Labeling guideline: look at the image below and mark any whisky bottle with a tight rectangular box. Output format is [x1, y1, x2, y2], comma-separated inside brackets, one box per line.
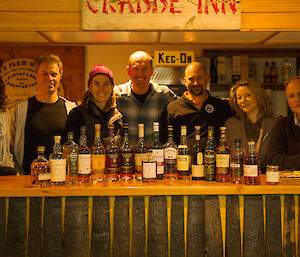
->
[230, 138, 244, 184]
[49, 136, 66, 185]
[191, 126, 204, 180]
[282, 57, 291, 83]
[244, 139, 261, 185]
[105, 124, 120, 181]
[271, 61, 278, 83]
[63, 132, 78, 184]
[163, 125, 177, 180]
[216, 127, 230, 183]
[91, 124, 105, 182]
[204, 126, 216, 181]
[264, 61, 271, 83]
[120, 124, 134, 181]
[176, 126, 190, 180]
[78, 126, 91, 182]
[134, 124, 149, 181]
[31, 146, 50, 186]
[149, 122, 164, 180]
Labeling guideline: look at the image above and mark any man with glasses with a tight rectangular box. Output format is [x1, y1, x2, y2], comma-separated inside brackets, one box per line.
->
[266, 76, 300, 170]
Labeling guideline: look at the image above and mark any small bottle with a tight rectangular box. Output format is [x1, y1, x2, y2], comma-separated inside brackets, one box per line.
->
[204, 126, 216, 181]
[149, 122, 164, 180]
[91, 124, 106, 182]
[63, 132, 78, 184]
[216, 127, 230, 183]
[244, 139, 261, 185]
[249, 63, 256, 80]
[120, 124, 134, 181]
[191, 126, 204, 180]
[105, 124, 120, 181]
[176, 126, 190, 180]
[49, 136, 66, 185]
[163, 125, 177, 180]
[271, 61, 278, 83]
[230, 139, 244, 184]
[78, 126, 92, 182]
[210, 57, 217, 84]
[264, 61, 271, 83]
[282, 57, 291, 83]
[134, 124, 149, 181]
[31, 146, 50, 186]
[266, 165, 279, 185]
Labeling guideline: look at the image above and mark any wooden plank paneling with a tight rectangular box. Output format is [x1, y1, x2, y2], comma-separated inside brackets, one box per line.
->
[187, 196, 204, 257]
[6, 197, 26, 257]
[0, 198, 4, 256]
[113, 196, 130, 257]
[283, 195, 296, 257]
[171, 196, 184, 257]
[242, 0, 300, 12]
[63, 197, 89, 257]
[91, 197, 110, 257]
[148, 196, 168, 257]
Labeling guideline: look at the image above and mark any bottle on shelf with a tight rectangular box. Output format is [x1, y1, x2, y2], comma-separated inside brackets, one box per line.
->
[163, 125, 177, 180]
[120, 123, 134, 181]
[204, 126, 216, 181]
[263, 61, 271, 84]
[191, 126, 204, 180]
[149, 122, 164, 180]
[176, 126, 190, 180]
[142, 152, 157, 183]
[134, 124, 149, 181]
[91, 124, 106, 182]
[49, 135, 66, 185]
[78, 126, 92, 182]
[230, 138, 244, 184]
[105, 124, 120, 182]
[216, 127, 230, 182]
[30, 146, 50, 186]
[248, 63, 256, 80]
[271, 61, 278, 83]
[210, 57, 217, 84]
[282, 57, 291, 83]
[63, 132, 78, 184]
[266, 165, 280, 185]
[244, 139, 261, 185]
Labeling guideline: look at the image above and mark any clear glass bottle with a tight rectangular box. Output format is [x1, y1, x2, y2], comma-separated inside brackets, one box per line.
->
[49, 136, 66, 185]
[282, 57, 291, 83]
[204, 126, 216, 181]
[216, 127, 230, 183]
[78, 126, 92, 182]
[91, 124, 106, 182]
[244, 139, 261, 185]
[266, 165, 279, 185]
[176, 126, 190, 180]
[163, 125, 177, 180]
[142, 155, 157, 183]
[149, 122, 164, 180]
[120, 124, 134, 181]
[230, 139, 244, 184]
[105, 124, 120, 181]
[191, 126, 204, 180]
[63, 132, 78, 184]
[134, 124, 149, 181]
[31, 146, 50, 186]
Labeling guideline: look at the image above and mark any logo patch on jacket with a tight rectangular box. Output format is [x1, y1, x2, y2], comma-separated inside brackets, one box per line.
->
[205, 104, 214, 113]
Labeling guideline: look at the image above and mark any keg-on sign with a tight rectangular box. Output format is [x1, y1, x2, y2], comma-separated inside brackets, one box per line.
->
[154, 51, 194, 67]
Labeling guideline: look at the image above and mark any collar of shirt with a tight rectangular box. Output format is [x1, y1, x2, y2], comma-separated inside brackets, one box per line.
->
[184, 91, 208, 109]
[294, 113, 300, 127]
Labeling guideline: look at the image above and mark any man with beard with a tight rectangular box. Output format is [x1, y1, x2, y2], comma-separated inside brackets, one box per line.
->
[163, 62, 234, 147]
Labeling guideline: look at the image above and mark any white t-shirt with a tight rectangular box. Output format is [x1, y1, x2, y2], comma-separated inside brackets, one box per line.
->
[0, 110, 14, 168]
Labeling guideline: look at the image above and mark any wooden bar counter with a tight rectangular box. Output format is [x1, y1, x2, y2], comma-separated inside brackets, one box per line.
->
[0, 175, 299, 257]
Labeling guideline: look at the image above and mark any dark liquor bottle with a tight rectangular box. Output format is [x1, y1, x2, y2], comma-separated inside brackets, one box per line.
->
[78, 126, 91, 182]
[163, 125, 177, 180]
[271, 61, 278, 83]
[204, 126, 216, 181]
[120, 124, 134, 181]
[176, 126, 190, 180]
[249, 63, 256, 80]
[210, 57, 217, 84]
[216, 127, 230, 183]
[282, 57, 291, 83]
[31, 146, 50, 186]
[49, 136, 66, 185]
[264, 61, 271, 83]
[244, 139, 260, 185]
[91, 124, 105, 182]
[105, 124, 120, 181]
[191, 126, 204, 180]
[134, 124, 149, 181]
[149, 122, 164, 180]
[230, 138, 244, 184]
[63, 132, 78, 184]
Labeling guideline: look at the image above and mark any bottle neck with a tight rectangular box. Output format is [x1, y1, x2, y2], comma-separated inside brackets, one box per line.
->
[38, 151, 46, 158]
[122, 130, 130, 146]
[79, 133, 88, 148]
[152, 130, 160, 144]
[180, 134, 187, 145]
[248, 144, 256, 155]
[167, 131, 174, 143]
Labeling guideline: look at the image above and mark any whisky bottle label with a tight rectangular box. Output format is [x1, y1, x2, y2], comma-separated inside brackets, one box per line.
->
[266, 171, 279, 183]
[150, 149, 164, 175]
[135, 153, 147, 172]
[92, 154, 105, 174]
[121, 153, 133, 174]
[68, 151, 78, 175]
[177, 155, 189, 171]
[204, 150, 215, 164]
[50, 159, 66, 182]
[142, 162, 156, 179]
[38, 173, 51, 181]
[244, 165, 258, 177]
[78, 154, 92, 175]
[164, 147, 176, 159]
[197, 152, 203, 165]
[216, 154, 230, 168]
[192, 165, 204, 177]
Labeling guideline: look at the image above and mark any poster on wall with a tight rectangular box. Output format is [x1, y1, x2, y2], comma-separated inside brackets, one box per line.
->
[82, 0, 241, 30]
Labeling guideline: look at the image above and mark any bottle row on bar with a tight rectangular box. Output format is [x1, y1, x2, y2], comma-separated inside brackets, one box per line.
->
[30, 122, 280, 187]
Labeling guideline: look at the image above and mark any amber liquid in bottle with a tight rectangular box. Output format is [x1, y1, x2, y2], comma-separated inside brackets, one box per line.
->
[176, 126, 190, 180]
[163, 125, 177, 180]
[244, 139, 260, 185]
[78, 126, 92, 183]
[31, 146, 50, 186]
[216, 127, 230, 183]
[191, 126, 204, 180]
[63, 132, 78, 184]
[230, 139, 244, 184]
[134, 124, 148, 181]
[120, 124, 134, 181]
[204, 126, 216, 181]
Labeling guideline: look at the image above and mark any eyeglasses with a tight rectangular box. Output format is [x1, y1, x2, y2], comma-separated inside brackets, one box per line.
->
[284, 76, 300, 88]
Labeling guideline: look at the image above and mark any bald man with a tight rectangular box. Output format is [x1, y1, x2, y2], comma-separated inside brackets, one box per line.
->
[266, 76, 300, 170]
[114, 51, 176, 145]
[164, 62, 234, 147]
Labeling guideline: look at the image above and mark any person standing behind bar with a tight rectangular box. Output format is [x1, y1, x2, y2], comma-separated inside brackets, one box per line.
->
[266, 76, 300, 170]
[11, 54, 76, 174]
[114, 51, 176, 145]
[65, 64, 123, 147]
[163, 61, 234, 147]
[225, 80, 277, 173]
